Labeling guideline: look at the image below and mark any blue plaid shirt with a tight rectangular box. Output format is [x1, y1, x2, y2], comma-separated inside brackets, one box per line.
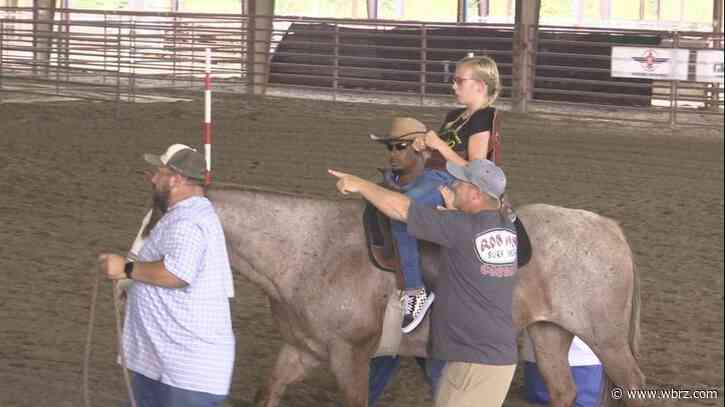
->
[123, 196, 235, 395]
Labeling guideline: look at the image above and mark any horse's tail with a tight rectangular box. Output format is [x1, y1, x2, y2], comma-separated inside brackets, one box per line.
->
[628, 259, 641, 362]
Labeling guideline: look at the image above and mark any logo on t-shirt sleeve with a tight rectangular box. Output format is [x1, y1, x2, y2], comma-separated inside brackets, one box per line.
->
[474, 228, 517, 277]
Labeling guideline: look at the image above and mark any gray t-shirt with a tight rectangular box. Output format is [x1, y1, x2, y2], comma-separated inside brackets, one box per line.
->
[407, 204, 518, 365]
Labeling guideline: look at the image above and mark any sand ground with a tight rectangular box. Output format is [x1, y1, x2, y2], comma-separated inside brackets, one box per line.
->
[0, 95, 722, 406]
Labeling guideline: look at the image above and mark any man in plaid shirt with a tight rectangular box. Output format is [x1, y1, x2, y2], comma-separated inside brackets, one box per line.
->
[99, 144, 235, 407]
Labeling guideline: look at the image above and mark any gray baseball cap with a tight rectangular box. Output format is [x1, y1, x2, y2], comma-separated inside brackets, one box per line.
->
[144, 144, 206, 181]
[446, 159, 506, 199]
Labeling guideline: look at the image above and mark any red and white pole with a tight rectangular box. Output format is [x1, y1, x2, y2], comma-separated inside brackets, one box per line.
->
[203, 47, 213, 185]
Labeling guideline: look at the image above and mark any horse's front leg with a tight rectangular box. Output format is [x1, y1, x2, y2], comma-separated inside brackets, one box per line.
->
[329, 342, 374, 407]
[254, 343, 319, 407]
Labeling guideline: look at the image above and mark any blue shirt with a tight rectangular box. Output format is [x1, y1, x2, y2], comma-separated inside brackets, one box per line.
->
[384, 168, 452, 206]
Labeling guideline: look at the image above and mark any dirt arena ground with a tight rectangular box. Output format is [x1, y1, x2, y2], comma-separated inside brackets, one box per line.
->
[0, 94, 722, 407]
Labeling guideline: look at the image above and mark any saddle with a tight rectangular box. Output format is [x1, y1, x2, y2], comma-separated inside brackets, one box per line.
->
[363, 202, 533, 270]
[490, 108, 503, 164]
[363, 202, 399, 273]
[515, 217, 532, 267]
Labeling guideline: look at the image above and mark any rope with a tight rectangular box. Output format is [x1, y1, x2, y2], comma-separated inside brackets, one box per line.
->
[113, 281, 137, 407]
[82, 269, 137, 407]
[82, 268, 100, 407]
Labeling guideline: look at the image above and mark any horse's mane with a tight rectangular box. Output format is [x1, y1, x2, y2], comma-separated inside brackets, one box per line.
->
[208, 181, 356, 204]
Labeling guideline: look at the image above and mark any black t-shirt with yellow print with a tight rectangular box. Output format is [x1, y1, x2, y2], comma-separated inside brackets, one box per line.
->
[439, 107, 495, 152]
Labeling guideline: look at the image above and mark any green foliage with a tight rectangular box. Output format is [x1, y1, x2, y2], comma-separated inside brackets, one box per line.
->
[276, 0, 359, 17]
[72, 0, 127, 10]
[67, 0, 715, 24]
[541, 0, 572, 18]
[388, 0, 456, 21]
[182, 0, 241, 12]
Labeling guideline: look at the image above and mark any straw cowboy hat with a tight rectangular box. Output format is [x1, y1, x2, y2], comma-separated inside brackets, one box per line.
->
[369, 117, 428, 143]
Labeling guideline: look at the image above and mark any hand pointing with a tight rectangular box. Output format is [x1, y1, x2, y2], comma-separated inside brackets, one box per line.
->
[328, 169, 364, 195]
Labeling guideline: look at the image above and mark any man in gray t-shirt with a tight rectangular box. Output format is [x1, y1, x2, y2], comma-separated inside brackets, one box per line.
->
[330, 159, 517, 407]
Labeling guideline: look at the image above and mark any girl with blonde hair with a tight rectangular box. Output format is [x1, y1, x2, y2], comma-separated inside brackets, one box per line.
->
[414, 54, 502, 169]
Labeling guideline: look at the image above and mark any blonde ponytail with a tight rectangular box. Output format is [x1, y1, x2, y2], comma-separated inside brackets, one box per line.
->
[458, 55, 501, 107]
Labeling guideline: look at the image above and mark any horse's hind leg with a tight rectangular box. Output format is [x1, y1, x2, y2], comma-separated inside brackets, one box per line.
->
[254, 343, 320, 407]
[586, 341, 645, 407]
[329, 342, 372, 407]
[527, 321, 577, 407]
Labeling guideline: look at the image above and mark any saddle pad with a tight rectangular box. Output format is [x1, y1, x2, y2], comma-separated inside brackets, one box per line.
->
[372, 289, 404, 358]
[515, 217, 532, 268]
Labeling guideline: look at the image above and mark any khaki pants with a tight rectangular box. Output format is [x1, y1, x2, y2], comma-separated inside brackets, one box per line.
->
[435, 362, 516, 407]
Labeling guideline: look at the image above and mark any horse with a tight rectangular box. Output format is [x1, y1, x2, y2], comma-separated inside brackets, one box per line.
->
[202, 183, 645, 407]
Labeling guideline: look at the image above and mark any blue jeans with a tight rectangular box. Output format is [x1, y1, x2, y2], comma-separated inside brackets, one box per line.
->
[523, 362, 603, 407]
[127, 371, 227, 407]
[368, 356, 446, 406]
[392, 169, 451, 290]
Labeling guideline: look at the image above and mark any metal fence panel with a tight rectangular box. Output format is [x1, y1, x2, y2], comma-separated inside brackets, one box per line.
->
[1, 8, 722, 130]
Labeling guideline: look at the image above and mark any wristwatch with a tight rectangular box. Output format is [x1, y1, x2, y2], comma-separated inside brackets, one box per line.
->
[124, 262, 134, 279]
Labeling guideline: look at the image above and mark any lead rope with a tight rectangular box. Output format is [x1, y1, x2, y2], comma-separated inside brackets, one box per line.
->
[82, 268, 100, 407]
[113, 281, 137, 407]
[83, 271, 137, 407]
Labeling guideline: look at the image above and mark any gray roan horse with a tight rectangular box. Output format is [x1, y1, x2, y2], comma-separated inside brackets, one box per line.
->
[202, 183, 644, 407]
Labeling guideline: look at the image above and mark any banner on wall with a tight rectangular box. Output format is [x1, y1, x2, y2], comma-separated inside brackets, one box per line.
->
[695, 50, 724, 83]
[611, 47, 689, 81]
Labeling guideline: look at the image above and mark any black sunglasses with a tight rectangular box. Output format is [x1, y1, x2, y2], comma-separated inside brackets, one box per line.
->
[385, 142, 411, 151]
